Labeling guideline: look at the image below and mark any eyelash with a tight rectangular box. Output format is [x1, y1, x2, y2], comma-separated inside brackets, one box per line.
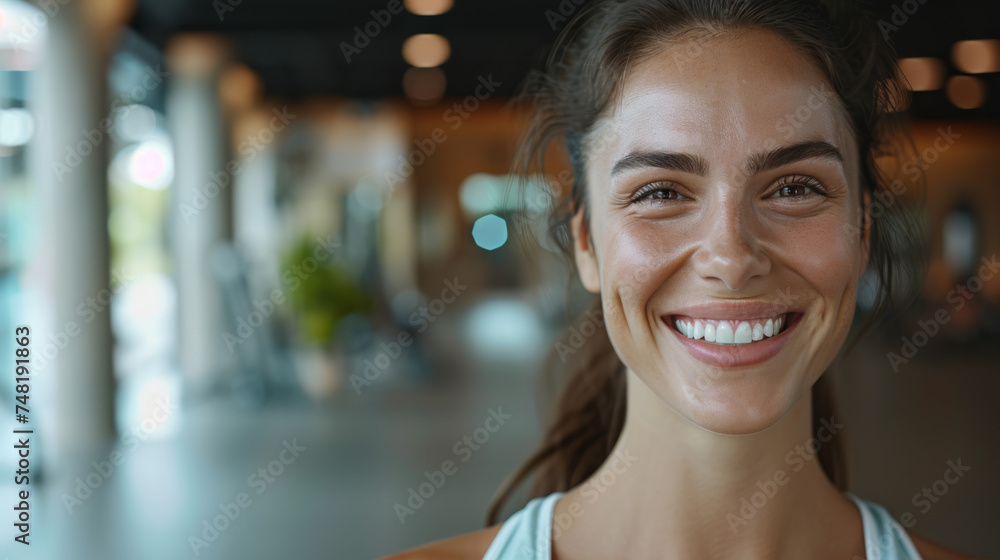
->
[767, 175, 828, 200]
[629, 181, 688, 203]
[629, 175, 828, 204]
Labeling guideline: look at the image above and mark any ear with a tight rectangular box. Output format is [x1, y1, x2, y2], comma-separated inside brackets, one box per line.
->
[858, 189, 872, 278]
[571, 208, 601, 293]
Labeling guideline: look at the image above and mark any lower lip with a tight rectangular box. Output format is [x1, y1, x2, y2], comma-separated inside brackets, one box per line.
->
[664, 313, 802, 368]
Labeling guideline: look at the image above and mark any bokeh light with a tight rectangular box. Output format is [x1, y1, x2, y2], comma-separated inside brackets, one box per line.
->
[946, 75, 987, 109]
[402, 34, 450, 68]
[952, 39, 1000, 74]
[472, 214, 508, 251]
[404, 0, 453, 16]
[897, 57, 945, 91]
[402, 67, 446, 101]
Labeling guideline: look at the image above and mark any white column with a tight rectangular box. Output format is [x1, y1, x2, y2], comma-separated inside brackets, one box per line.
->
[30, 1, 115, 457]
[233, 142, 279, 271]
[166, 35, 233, 395]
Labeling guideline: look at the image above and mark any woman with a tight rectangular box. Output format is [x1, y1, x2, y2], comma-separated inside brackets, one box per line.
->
[387, 0, 976, 558]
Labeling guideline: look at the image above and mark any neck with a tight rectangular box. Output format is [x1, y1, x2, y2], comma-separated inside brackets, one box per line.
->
[551, 368, 860, 560]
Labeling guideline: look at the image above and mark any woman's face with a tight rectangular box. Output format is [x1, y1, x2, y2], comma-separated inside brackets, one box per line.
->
[572, 28, 870, 435]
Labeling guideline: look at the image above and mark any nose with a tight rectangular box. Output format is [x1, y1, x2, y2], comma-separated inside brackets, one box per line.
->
[691, 197, 771, 291]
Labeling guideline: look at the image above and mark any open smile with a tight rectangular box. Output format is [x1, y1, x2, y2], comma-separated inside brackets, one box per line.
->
[661, 306, 804, 368]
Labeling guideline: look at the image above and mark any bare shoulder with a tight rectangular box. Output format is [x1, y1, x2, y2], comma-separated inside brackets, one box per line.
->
[379, 524, 504, 560]
[907, 530, 984, 560]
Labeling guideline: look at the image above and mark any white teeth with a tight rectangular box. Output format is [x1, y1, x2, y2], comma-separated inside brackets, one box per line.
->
[704, 323, 717, 342]
[734, 321, 752, 343]
[715, 322, 734, 343]
[674, 313, 791, 345]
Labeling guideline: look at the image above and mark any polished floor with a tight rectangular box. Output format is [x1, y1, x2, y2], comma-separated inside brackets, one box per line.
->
[2, 301, 997, 560]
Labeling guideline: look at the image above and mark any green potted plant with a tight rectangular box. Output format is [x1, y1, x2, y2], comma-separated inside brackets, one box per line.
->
[282, 236, 372, 400]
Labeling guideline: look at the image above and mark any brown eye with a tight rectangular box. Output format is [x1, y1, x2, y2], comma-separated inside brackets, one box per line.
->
[777, 184, 808, 197]
[767, 175, 827, 200]
[648, 189, 681, 200]
[631, 182, 689, 204]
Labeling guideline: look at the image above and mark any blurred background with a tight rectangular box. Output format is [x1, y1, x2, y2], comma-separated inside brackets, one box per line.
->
[0, 0, 998, 558]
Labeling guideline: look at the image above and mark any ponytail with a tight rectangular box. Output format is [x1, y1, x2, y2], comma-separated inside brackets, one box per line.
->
[486, 300, 625, 524]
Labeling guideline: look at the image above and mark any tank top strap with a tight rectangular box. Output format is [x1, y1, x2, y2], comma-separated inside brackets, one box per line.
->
[482, 492, 564, 560]
[847, 492, 924, 559]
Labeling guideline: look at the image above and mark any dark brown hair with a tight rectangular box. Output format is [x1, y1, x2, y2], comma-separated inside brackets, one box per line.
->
[489, 0, 924, 525]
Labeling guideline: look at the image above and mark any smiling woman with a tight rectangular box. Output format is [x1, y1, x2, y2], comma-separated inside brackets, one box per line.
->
[383, 1, 978, 559]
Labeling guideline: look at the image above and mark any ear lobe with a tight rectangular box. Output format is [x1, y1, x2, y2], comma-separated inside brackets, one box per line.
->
[571, 209, 601, 293]
[859, 189, 873, 278]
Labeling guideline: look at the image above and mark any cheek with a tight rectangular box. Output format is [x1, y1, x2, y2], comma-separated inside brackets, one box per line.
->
[759, 208, 862, 366]
[599, 222, 682, 310]
[770, 210, 861, 306]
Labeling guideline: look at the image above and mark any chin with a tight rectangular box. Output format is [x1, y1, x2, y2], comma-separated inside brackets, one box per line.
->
[631, 359, 812, 437]
[678, 382, 804, 436]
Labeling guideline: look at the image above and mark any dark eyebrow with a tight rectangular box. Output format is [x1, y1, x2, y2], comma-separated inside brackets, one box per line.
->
[610, 151, 709, 177]
[609, 141, 844, 179]
[747, 141, 844, 175]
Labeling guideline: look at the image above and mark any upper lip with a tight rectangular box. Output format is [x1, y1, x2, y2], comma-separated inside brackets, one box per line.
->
[663, 301, 800, 321]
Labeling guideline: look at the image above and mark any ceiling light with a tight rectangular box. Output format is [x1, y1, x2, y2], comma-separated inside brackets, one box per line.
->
[402, 34, 450, 68]
[952, 40, 1000, 74]
[946, 76, 987, 109]
[403, 67, 446, 102]
[897, 57, 945, 91]
[404, 0, 453, 16]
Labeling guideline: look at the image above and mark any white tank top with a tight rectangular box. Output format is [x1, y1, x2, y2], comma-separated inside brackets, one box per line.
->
[483, 492, 923, 559]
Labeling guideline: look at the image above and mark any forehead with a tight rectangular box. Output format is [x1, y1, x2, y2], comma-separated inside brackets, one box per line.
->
[595, 28, 851, 164]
